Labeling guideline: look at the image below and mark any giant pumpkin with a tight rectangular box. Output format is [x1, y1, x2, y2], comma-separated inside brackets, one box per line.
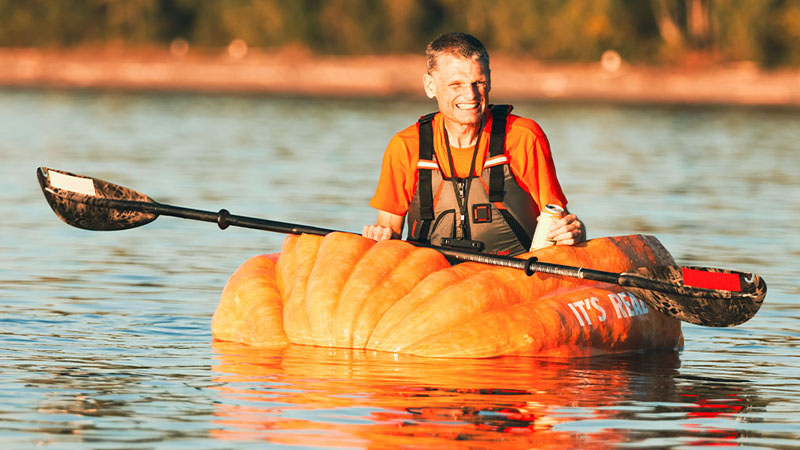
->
[212, 233, 683, 358]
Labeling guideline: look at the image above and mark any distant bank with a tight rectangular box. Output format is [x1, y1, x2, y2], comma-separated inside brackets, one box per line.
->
[2, 48, 799, 107]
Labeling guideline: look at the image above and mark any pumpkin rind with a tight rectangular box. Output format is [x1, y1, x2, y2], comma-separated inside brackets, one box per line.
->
[334, 240, 450, 349]
[212, 233, 684, 358]
[280, 234, 323, 344]
[303, 233, 374, 347]
[211, 254, 287, 347]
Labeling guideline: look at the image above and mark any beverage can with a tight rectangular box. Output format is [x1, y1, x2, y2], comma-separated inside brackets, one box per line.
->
[530, 204, 565, 251]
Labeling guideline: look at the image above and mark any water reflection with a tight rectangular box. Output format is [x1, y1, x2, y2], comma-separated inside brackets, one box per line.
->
[10, 340, 218, 447]
[210, 342, 763, 448]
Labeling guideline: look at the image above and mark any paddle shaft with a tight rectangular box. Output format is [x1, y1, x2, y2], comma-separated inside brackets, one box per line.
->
[134, 200, 747, 298]
[95, 195, 632, 285]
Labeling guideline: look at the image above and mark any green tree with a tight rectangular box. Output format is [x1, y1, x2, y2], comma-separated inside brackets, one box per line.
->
[0, 0, 798, 67]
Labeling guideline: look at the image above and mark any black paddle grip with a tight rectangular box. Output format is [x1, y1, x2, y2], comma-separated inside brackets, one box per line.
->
[217, 209, 231, 230]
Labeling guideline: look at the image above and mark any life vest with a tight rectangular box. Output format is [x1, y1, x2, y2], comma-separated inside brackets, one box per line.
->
[406, 105, 540, 256]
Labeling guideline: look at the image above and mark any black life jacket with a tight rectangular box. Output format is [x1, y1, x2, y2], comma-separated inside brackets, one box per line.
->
[406, 105, 540, 256]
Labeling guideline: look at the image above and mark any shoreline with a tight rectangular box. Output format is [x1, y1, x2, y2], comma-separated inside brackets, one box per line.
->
[2, 48, 799, 107]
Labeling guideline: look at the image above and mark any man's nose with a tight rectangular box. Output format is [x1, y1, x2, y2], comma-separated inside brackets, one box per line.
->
[466, 83, 481, 98]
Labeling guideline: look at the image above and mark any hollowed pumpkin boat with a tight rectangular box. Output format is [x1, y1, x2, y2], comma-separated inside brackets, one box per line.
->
[212, 233, 684, 358]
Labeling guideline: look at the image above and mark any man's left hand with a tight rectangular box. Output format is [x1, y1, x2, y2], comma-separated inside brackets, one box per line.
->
[547, 213, 586, 246]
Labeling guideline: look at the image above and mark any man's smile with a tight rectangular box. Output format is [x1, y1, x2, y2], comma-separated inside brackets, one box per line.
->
[456, 102, 480, 110]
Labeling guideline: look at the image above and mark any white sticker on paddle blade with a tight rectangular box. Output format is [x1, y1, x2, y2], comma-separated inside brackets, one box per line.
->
[48, 171, 96, 196]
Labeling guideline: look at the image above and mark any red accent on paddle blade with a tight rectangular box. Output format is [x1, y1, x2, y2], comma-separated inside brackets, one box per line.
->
[682, 268, 742, 292]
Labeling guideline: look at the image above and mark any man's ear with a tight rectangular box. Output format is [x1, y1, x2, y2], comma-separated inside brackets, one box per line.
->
[422, 73, 436, 99]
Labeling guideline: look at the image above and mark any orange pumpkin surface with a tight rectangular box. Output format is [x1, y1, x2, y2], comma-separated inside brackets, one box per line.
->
[211, 253, 288, 347]
[212, 233, 683, 358]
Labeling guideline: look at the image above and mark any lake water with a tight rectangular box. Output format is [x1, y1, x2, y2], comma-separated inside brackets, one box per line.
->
[1, 89, 798, 449]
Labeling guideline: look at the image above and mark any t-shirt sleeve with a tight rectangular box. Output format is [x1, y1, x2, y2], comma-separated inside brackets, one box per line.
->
[507, 119, 568, 210]
[369, 134, 416, 216]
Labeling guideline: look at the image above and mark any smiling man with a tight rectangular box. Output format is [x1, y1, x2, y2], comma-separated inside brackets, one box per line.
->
[363, 32, 584, 256]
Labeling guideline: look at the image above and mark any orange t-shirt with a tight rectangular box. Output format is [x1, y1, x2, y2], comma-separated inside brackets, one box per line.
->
[369, 111, 568, 217]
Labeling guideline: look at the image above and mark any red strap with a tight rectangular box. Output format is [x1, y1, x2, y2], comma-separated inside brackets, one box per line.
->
[682, 268, 741, 292]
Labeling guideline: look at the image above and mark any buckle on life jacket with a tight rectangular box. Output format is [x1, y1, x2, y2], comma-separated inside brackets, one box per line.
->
[441, 238, 485, 251]
[472, 203, 492, 223]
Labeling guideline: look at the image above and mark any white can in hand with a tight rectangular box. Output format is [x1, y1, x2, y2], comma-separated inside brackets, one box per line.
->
[530, 204, 565, 251]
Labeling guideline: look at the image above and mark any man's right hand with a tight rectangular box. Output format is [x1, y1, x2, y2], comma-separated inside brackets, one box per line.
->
[362, 211, 405, 241]
[362, 224, 395, 241]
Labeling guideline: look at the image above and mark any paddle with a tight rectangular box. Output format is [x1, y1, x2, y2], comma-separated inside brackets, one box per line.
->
[37, 166, 766, 327]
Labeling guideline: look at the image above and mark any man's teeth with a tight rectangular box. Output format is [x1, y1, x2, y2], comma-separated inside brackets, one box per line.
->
[457, 103, 478, 109]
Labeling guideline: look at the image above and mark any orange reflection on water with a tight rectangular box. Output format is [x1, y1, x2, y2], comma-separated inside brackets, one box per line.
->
[208, 342, 699, 448]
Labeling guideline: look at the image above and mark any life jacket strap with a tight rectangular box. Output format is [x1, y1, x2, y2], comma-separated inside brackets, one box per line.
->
[497, 208, 532, 251]
[488, 104, 511, 202]
[413, 112, 437, 242]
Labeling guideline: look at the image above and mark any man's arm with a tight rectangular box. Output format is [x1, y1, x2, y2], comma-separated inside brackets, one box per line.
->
[508, 120, 585, 246]
[362, 210, 404, 241]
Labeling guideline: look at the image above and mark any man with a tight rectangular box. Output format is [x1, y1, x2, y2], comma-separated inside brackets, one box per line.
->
[363, 32, 584, 256]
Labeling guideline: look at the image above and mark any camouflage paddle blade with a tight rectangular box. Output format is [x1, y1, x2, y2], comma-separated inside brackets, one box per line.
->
[37, 167, 158, 231]
[623, 266, 767, 327]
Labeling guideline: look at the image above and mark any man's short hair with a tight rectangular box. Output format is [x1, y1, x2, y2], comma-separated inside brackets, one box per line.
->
[425, 32, 490, 74]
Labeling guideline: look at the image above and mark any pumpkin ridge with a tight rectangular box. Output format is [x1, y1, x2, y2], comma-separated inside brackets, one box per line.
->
[211, 254, 288, 347]
[304, 233, 374, 347]
[276, 235, 299, 301]
[333, 240, 415, 348]
[370, 264, 520, 352]
[328, 237, 406, 348]
[351, 245, 450, 348]
[281, 234, 324, 344]
[403, 305, 537, 357]
[367, 262, 483, 350]
[400, 274, 532, 357]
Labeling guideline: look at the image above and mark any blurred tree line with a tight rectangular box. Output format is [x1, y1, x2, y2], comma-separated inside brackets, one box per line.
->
[1, 0, 799, 67]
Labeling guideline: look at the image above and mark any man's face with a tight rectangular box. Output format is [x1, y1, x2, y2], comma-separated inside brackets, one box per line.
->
[423, 53, 491, 129]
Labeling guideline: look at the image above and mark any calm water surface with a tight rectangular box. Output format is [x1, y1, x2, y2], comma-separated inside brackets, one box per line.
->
[0, 90, 798, 449]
